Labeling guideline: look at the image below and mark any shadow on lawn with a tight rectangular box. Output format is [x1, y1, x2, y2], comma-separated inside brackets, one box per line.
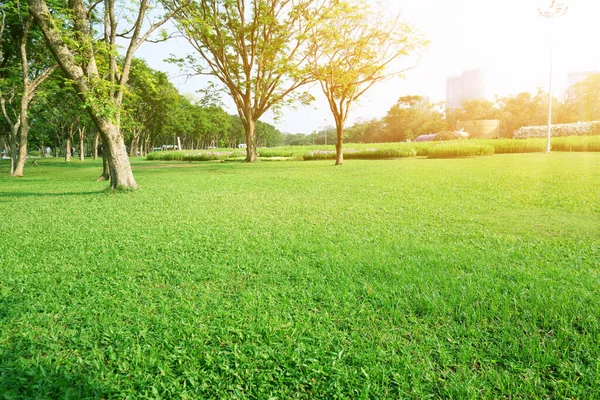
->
[0, 191, 106, 201]
[0, 296, 114, 398]
[0, 338, 114, 399]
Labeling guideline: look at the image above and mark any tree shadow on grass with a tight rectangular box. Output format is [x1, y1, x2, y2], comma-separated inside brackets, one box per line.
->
[0, 337, 115, 399]
[0, 294, 115, 399]
[0, 191, 106, 202]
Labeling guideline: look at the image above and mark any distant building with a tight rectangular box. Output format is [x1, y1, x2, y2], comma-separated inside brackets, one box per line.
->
[446, 69, 488, 110]
[567, 69, 599, 90]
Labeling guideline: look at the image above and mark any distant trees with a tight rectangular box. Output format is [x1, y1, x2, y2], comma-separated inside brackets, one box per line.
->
[383, 96, 445, 142]
[564, 73, 600, 122]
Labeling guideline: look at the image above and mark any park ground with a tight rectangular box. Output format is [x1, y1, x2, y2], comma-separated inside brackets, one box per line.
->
[1, 153, 599, 398]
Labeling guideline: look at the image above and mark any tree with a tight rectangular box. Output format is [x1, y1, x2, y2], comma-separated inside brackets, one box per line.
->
[564, 73, 600, 122]
[27, 0, 187, 189]
[495, 91, 547, 137]
[166, 0, 324, 161]
[0, 2, 56, 176]
[383, 96, 445, 142]
[308, 0, 426, 165]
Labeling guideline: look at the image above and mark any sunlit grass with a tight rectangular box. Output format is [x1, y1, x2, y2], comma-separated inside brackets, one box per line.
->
[1, 154, 599, 398]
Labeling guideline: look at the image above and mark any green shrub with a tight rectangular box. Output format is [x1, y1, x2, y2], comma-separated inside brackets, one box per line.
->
[257, 148, 295, 157]
[552, 136, 600, 152]
[303, 150, 336, 161]
[28, 150, 41, 157]
[427, 144, 494, 158]
[487, 139, 546, 154]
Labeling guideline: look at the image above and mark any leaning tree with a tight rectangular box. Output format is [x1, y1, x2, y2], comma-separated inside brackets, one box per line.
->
[27, 0, 188, 188]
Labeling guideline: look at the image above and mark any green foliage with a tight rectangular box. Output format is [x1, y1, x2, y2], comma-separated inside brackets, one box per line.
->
[427, 144, 494, 158]
[384, 96, 446, 142]
[552, 135, 600, 152]
[1, 155, 599, 397]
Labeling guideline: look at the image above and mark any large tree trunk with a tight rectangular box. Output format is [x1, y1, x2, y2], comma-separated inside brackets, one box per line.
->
[243, 117, 257, 162]
[335, 122, 344, 166]
[78, 126, 85, 161]
[93, 132, 99, 160]
[104, 125, 136, 189]
[65, 124, 73, 162]
[92, 122, 135, 189]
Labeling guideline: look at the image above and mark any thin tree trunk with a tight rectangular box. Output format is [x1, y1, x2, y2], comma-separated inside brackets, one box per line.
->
[0, 135, 5, 162]
[129, 130, 139, 157]
[335, 122, 344, 166]
[93, 131, 99, 160]
[78, 126, 85, 161]
[65, 124, 73, 162]
[12, 89, 32, 176]
[139, 136, 145, 157]
[9, 126, 18, 174]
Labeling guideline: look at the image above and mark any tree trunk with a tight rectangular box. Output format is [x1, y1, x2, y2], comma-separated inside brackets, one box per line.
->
[243, 117, 257, 162]
[129, 131, 139, 157]
[139, 136, 146, 157]
[0, 135, 5, 162]
[335, 122, 344, 166]
[97, 137, 110, 181]
[92, 121, 135, 189]
[65, 124, 73, 162]
[9, 125, 18, 174]
[93, 132, 99, 160]
[79, 126, 85, 161]
[12, 95, 31, 176]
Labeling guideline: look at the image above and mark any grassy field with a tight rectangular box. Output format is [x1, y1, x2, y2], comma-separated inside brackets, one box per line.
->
[1, 154, 599, 398]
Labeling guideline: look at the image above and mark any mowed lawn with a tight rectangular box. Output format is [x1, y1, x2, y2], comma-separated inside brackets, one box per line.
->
[1, 154, 599, 398]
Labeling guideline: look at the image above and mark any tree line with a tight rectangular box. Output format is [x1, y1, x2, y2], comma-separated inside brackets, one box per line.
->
[287, 73, 600, 145]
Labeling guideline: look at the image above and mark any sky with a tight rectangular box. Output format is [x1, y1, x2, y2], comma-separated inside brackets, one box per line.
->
[134, 0, 600, 134]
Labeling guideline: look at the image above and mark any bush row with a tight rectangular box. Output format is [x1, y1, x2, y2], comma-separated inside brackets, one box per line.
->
[147, 136, 600, 162]
[514, 121, 600, 139]
[427, 144, 494, 159]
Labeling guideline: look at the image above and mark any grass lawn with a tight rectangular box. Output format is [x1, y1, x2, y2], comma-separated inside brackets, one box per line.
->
[1, 154, 599, 398]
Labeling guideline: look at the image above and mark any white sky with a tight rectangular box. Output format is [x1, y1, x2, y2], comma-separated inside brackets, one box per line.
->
[135, 0, 600, 134]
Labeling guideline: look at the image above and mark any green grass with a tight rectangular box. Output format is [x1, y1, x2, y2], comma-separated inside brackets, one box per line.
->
[1, 154, 599, 398]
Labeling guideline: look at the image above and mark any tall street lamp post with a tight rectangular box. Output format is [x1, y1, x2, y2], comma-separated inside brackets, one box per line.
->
[538, 1, 569, 153]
